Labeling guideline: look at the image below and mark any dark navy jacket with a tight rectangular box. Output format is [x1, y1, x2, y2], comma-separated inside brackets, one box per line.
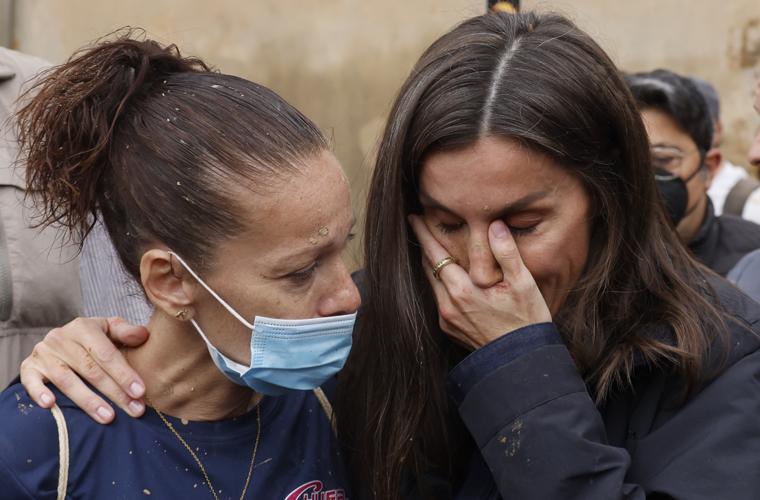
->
[434, 276, 760, 499]
[728, 248, 760, 303]
[690, 199, 760, 276]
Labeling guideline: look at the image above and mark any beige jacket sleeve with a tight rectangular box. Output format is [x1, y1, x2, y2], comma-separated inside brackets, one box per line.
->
[0, 47, 82, 388]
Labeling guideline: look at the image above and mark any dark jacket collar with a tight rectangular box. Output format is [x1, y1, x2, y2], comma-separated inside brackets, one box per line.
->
[689, 196, 716, 249]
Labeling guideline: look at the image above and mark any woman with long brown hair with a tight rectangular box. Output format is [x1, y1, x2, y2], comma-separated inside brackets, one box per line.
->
[17, 12, 760, 499]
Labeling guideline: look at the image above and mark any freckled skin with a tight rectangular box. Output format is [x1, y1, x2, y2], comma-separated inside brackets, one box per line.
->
[188, 150, 361, 364]
[419, 136, 592, 316]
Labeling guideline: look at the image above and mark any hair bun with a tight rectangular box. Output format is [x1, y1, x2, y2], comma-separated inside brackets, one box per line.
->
[15, 28, 208, 243]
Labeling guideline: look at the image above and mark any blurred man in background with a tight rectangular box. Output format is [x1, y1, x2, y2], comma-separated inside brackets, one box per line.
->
[627, 69, 760, 277]
[691, 77, 760, 224]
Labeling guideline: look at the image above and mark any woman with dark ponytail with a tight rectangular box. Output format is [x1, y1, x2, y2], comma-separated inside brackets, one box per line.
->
[0, 30, 358, 498]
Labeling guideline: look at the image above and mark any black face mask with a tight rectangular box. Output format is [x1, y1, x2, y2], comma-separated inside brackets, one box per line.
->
[655, 168, 688, 225]
[654, 166, 703, 225]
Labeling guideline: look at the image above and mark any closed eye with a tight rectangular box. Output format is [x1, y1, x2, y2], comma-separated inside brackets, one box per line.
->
[437, 221, 538, 237]
[509, 223, 539, 236]
[287, 262, 319, 286]
[436, 222, 464, 234]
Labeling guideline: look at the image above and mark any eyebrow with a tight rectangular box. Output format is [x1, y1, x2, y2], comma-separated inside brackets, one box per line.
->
[419, 191, 550, 219]
[271, 217, 357, 272]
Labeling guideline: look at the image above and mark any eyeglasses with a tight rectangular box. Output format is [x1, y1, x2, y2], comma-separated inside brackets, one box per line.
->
[650, 145, 700, 175]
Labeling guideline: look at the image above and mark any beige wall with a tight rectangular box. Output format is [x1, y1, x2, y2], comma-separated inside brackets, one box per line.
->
[525, 0, 760, 169]
[10, 0, 760, 265]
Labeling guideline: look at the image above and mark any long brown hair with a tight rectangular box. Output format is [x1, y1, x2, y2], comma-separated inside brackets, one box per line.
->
[337, 12, 728, 497]
[17, 29, 327, 277]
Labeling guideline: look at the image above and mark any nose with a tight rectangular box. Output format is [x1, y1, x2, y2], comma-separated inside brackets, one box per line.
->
[749, 130, 760, 168]
[317, 259, 362, 317]
[466, 228, 503, 288]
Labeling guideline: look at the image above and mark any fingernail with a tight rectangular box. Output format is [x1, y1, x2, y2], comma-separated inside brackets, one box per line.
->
[96, 406, 114, 421]
[128, 400, 144, 415]
[40, 393, 52, 406]
[129, 382, 145, 398]
[491, 221, 508, 239]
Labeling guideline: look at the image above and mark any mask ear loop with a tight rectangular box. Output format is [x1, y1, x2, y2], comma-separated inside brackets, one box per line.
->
[168, 251, 255, 330]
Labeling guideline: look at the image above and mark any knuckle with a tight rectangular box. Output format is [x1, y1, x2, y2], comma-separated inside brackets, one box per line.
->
[30, 342, 45, 358]
[18, 357, 33, 375]
[69, 317, 86, 330]
[30, 342, 54, 363]
[91, 341, 117, 364]
[438, 306, 452, 322]
[51, 363, 77, 390]
[46, 327, 63, 344]
[496, 247, 519, 261]
[449, 285, 471, 302]
[80, 356, 105, 383]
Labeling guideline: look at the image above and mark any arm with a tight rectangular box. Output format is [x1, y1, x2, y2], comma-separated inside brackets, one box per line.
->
[450, 324, 644, 499]
[19, 317, 149, 423]
[450, 323, 760, 499]
[409, 216, 760, 499]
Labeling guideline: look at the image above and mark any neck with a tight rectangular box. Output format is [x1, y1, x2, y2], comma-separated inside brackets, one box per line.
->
[680, 195, 709, 244]
[125, 312, 260, 421]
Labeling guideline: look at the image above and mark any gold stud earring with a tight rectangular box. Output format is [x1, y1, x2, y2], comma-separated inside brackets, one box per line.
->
[174, 309, 188, 321]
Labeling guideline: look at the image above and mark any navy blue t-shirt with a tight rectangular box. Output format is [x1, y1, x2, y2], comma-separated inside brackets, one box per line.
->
[0, 383, 350, 499]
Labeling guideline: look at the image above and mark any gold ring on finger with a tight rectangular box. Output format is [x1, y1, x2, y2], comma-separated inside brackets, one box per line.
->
[432, 256, 457, 280]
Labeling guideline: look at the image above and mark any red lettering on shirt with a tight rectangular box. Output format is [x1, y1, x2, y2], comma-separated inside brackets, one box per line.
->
[284, 480, 346, 500]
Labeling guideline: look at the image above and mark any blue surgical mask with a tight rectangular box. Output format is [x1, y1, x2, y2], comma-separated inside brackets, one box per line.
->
[169, 252, 356, 396]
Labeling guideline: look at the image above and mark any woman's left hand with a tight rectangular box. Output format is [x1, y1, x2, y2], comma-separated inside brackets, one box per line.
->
[409, 215, 552, 350]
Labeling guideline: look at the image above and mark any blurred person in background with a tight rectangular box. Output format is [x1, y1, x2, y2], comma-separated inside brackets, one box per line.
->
[691, 77, 760, 224]
[15, 12, 760, 500]
[728, 72, 760, 301]
[627, 69, 760, 276]
[79, 219, 152, 324]
[750, 72, 760, 173]
[0, 47, 81, 388]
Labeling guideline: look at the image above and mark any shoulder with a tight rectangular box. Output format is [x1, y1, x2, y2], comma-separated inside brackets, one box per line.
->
[727, 249, 760, 301]
[0, 47, 50, 84]
[698, 275, 760, 380]
[716, 214, 760, 246]
[710, 274, 760, 325]
[0, 384, 62, 498]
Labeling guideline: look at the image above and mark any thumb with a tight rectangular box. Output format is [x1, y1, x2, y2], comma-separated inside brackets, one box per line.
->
[106, 316, 150, 347]
[488, 220, 525, 278]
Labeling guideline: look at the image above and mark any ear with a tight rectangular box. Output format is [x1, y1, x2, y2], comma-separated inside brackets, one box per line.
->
[712, 121, 723, 148]
[703, 147, 722, 189]
[140, 248, 197, 320]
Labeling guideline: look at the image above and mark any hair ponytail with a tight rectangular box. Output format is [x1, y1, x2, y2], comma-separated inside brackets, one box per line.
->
[17, 28, 208, 243]
[16, 29, 326, 281]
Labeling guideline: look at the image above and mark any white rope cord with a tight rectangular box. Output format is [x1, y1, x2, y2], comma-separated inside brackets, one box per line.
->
[312, 388, 337, 437]
[51, 404, 69, 500]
